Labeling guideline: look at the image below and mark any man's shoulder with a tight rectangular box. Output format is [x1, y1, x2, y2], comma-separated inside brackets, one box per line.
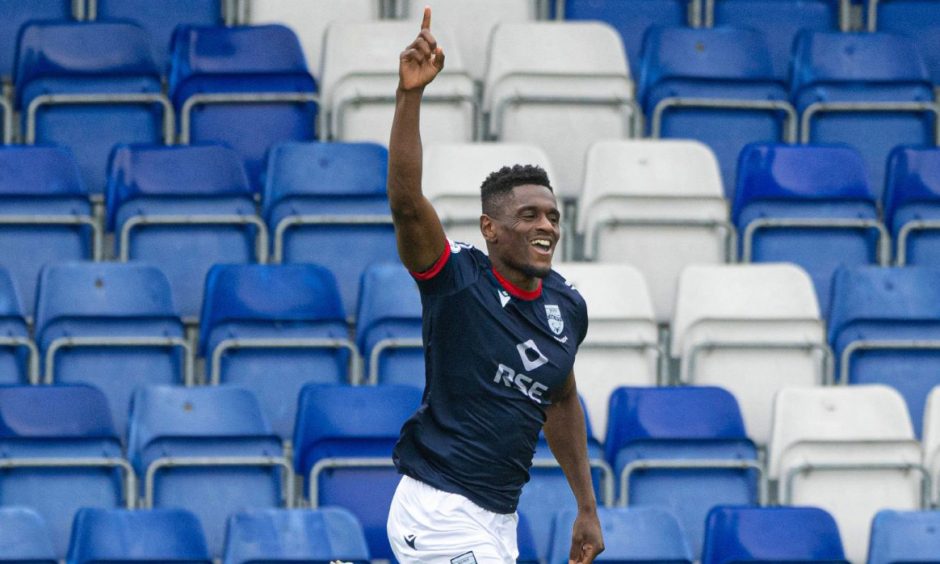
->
[545, 268, 585, 306]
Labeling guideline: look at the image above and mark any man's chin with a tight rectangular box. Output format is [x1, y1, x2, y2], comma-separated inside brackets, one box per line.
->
[521, 262, 552, 279]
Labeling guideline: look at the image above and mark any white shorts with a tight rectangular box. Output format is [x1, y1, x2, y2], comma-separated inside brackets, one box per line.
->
[386, 475, 519, 564]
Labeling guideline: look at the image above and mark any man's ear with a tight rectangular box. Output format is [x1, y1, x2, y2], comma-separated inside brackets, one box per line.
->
[480, 214, 497, 243]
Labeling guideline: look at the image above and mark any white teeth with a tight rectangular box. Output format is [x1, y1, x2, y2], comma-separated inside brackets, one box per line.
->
[532, 239, 551, 249]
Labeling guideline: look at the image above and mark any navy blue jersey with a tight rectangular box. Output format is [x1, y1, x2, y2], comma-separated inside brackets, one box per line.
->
[393, 240, 588, 514]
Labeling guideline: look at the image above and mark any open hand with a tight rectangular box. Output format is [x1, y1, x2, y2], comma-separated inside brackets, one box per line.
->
[399, 6, 445, 91]
[568, 509, 605, 563]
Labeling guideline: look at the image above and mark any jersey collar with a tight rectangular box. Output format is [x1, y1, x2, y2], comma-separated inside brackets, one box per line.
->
[492, 267, 542, 301]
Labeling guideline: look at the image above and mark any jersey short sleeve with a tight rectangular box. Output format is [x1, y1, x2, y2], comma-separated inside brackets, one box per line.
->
[410, 239, 483, 296]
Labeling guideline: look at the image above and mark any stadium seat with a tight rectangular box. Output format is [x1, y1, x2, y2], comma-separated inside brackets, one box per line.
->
[0, 0, 74, 83]
[516, 511, 540, 564]
[867, 509, 940, 564]
[606, 386, 762, 559]
[768, 385, 925, 563]
[919, 387, 940, 503]
[672, 264, 828, 445]
[241, 0, 381, 77]
[319, 21, 475, 145]
[0, 267, 35, 384]
[222, 508, 371, 564]
[867, 0, 940, 85]
[15, 22, 172, 195]
[0, 146, 100, 321]
[828, 267, 940, 435]
[578, 139, 732, 321]
[0, 507, 56, 564]
[106, 143, 266, 322]
[293, 384, 422, 560]
[263, 142, 396, 315]
[884, 146, 940, 267]
[792, 31, 937, 198]
[67, 508, 212, 564]
[548, 507, 693, 564]
[128, 385, 290, 559]
[169, 24, 318, 191]
[553, 263, 659, 439]
[34, 262, 189, 434]
[200, 263, 355, 439]
[484, 21, 636, 199]
[734, 143, 888, 316]
[562, 0, 693, 78]
[422, 143, 555, 252]
[88, 0, 227, 73]
[0, 385, 132, 558]
[356, 263, 423, 387]
[701, 506, 846, 564]
[400, 0, 538, 82]
[638, 26, 795, 195]
[707, 0, 845, 80]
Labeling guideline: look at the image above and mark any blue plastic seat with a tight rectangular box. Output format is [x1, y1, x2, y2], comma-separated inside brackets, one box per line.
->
[90, 0, 226, 73]
[127, 385, 288, 559]
[33, 262, 187, 435]
[791, 32, 935, 198]
[549, 507, 693, 564]
[264, 142, 396, 315]
[200, 263, 354, 439]
[884, 146, 940, 267]
[562, 0, 691, 78]
[293, 384, 422, 561]
[868, 509, 940, 564]
[356, 263, 423, 386]
[605, 386, 761, 559]
[14, 22, 171, 195]
[0, 146, 98, 319]
[222, 508, 371, 564]
[0, 385, 129, 558]
[0, 507, 57, 564]
[701, 506, 846, 564]
[106, 143, 264, 321]
[828, 267, 940, 437]
[516, 511, 541, 564]
[869, 0, 940, 85]
[0, 268, 32, 384]
[67, 508, 211, 564]
[734, 143, 885, 317]
[638, 26, 794, 195]
[0, 0, 73, 81]
[169, 25, 318, 191]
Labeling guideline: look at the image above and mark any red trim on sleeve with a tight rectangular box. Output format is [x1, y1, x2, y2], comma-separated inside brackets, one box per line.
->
[492, 268, 542, 300]
[411, 242, 452, 281]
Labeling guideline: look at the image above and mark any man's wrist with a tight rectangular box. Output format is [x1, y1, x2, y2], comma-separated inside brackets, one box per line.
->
[397, 84, 426, 97]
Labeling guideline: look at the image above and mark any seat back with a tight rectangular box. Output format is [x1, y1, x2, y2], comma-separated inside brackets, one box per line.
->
[828, 266, 940, 435]
[884, 146, 940, 266]
[872, 0, 940, 84]
[67, 508, 212, 564]
[579, 139, 728, 321]
[0, 0, 73, 81]
[701, 505, 846, 564]
[222, 508, 371, 564]
[127, 385, 285, 559]
[867, 509, 940, 564]
[553, 262, 658, 439]
[0, 385, 125, 558]
[168, 24, 317, 190]
[0, 266, 30, 384]
[768, 385, 921, 563]
[919, 387, 940, 502]
[15, 22, 166, 194]
[735, 143, 882, 316]
[422, 143, 555, 251]
[293, 384, 422, 560]
[356, 263, 423, 387]
[0, 507, 57, 564]
[200, 263, 351, 438]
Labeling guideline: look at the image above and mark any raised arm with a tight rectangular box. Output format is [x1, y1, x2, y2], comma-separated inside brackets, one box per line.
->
[543, 372, 605, 563]
[388, 7, 448, 273]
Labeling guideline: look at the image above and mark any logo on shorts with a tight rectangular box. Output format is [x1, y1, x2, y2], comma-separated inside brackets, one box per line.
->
[545, 304, 564, 335]
[451, 551, 478, 564]
[404, 534, 417, 550]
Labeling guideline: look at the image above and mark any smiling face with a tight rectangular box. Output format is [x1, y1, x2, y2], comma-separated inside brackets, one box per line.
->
[481, 184, 560, 280]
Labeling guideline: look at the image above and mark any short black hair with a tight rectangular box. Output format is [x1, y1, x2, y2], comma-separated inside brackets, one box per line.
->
[480, 164, 553, 215]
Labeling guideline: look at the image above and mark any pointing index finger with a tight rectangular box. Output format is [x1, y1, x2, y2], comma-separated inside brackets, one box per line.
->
[421, 6, 431, 30]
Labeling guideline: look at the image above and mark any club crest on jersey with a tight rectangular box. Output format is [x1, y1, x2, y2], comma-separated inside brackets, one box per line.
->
[545, 304, 564, 335]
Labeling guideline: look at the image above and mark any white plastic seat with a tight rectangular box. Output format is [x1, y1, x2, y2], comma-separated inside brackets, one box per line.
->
[919, 386, 940, 504]
[241, 0, 381, 77]
[319, 21, 477, 144]
[578, 139, 732, 322]
[400, 0, 538, 82]
[671, 263, 828, 445]
[483, 22, 636, 199]
[422, 142, 555, 251]
[554, 262, 659, 439]
[769, 385, 925, 563]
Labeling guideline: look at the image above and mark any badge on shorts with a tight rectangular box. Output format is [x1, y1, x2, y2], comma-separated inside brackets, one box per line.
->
[451, 551, 478, 564]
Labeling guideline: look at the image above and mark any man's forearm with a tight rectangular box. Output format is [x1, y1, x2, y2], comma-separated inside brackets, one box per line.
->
[543, 385, 597, 511]
[388, 87, 425, 218]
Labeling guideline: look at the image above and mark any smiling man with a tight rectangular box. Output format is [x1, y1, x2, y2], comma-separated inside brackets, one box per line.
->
[384, 7, 604, 564]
